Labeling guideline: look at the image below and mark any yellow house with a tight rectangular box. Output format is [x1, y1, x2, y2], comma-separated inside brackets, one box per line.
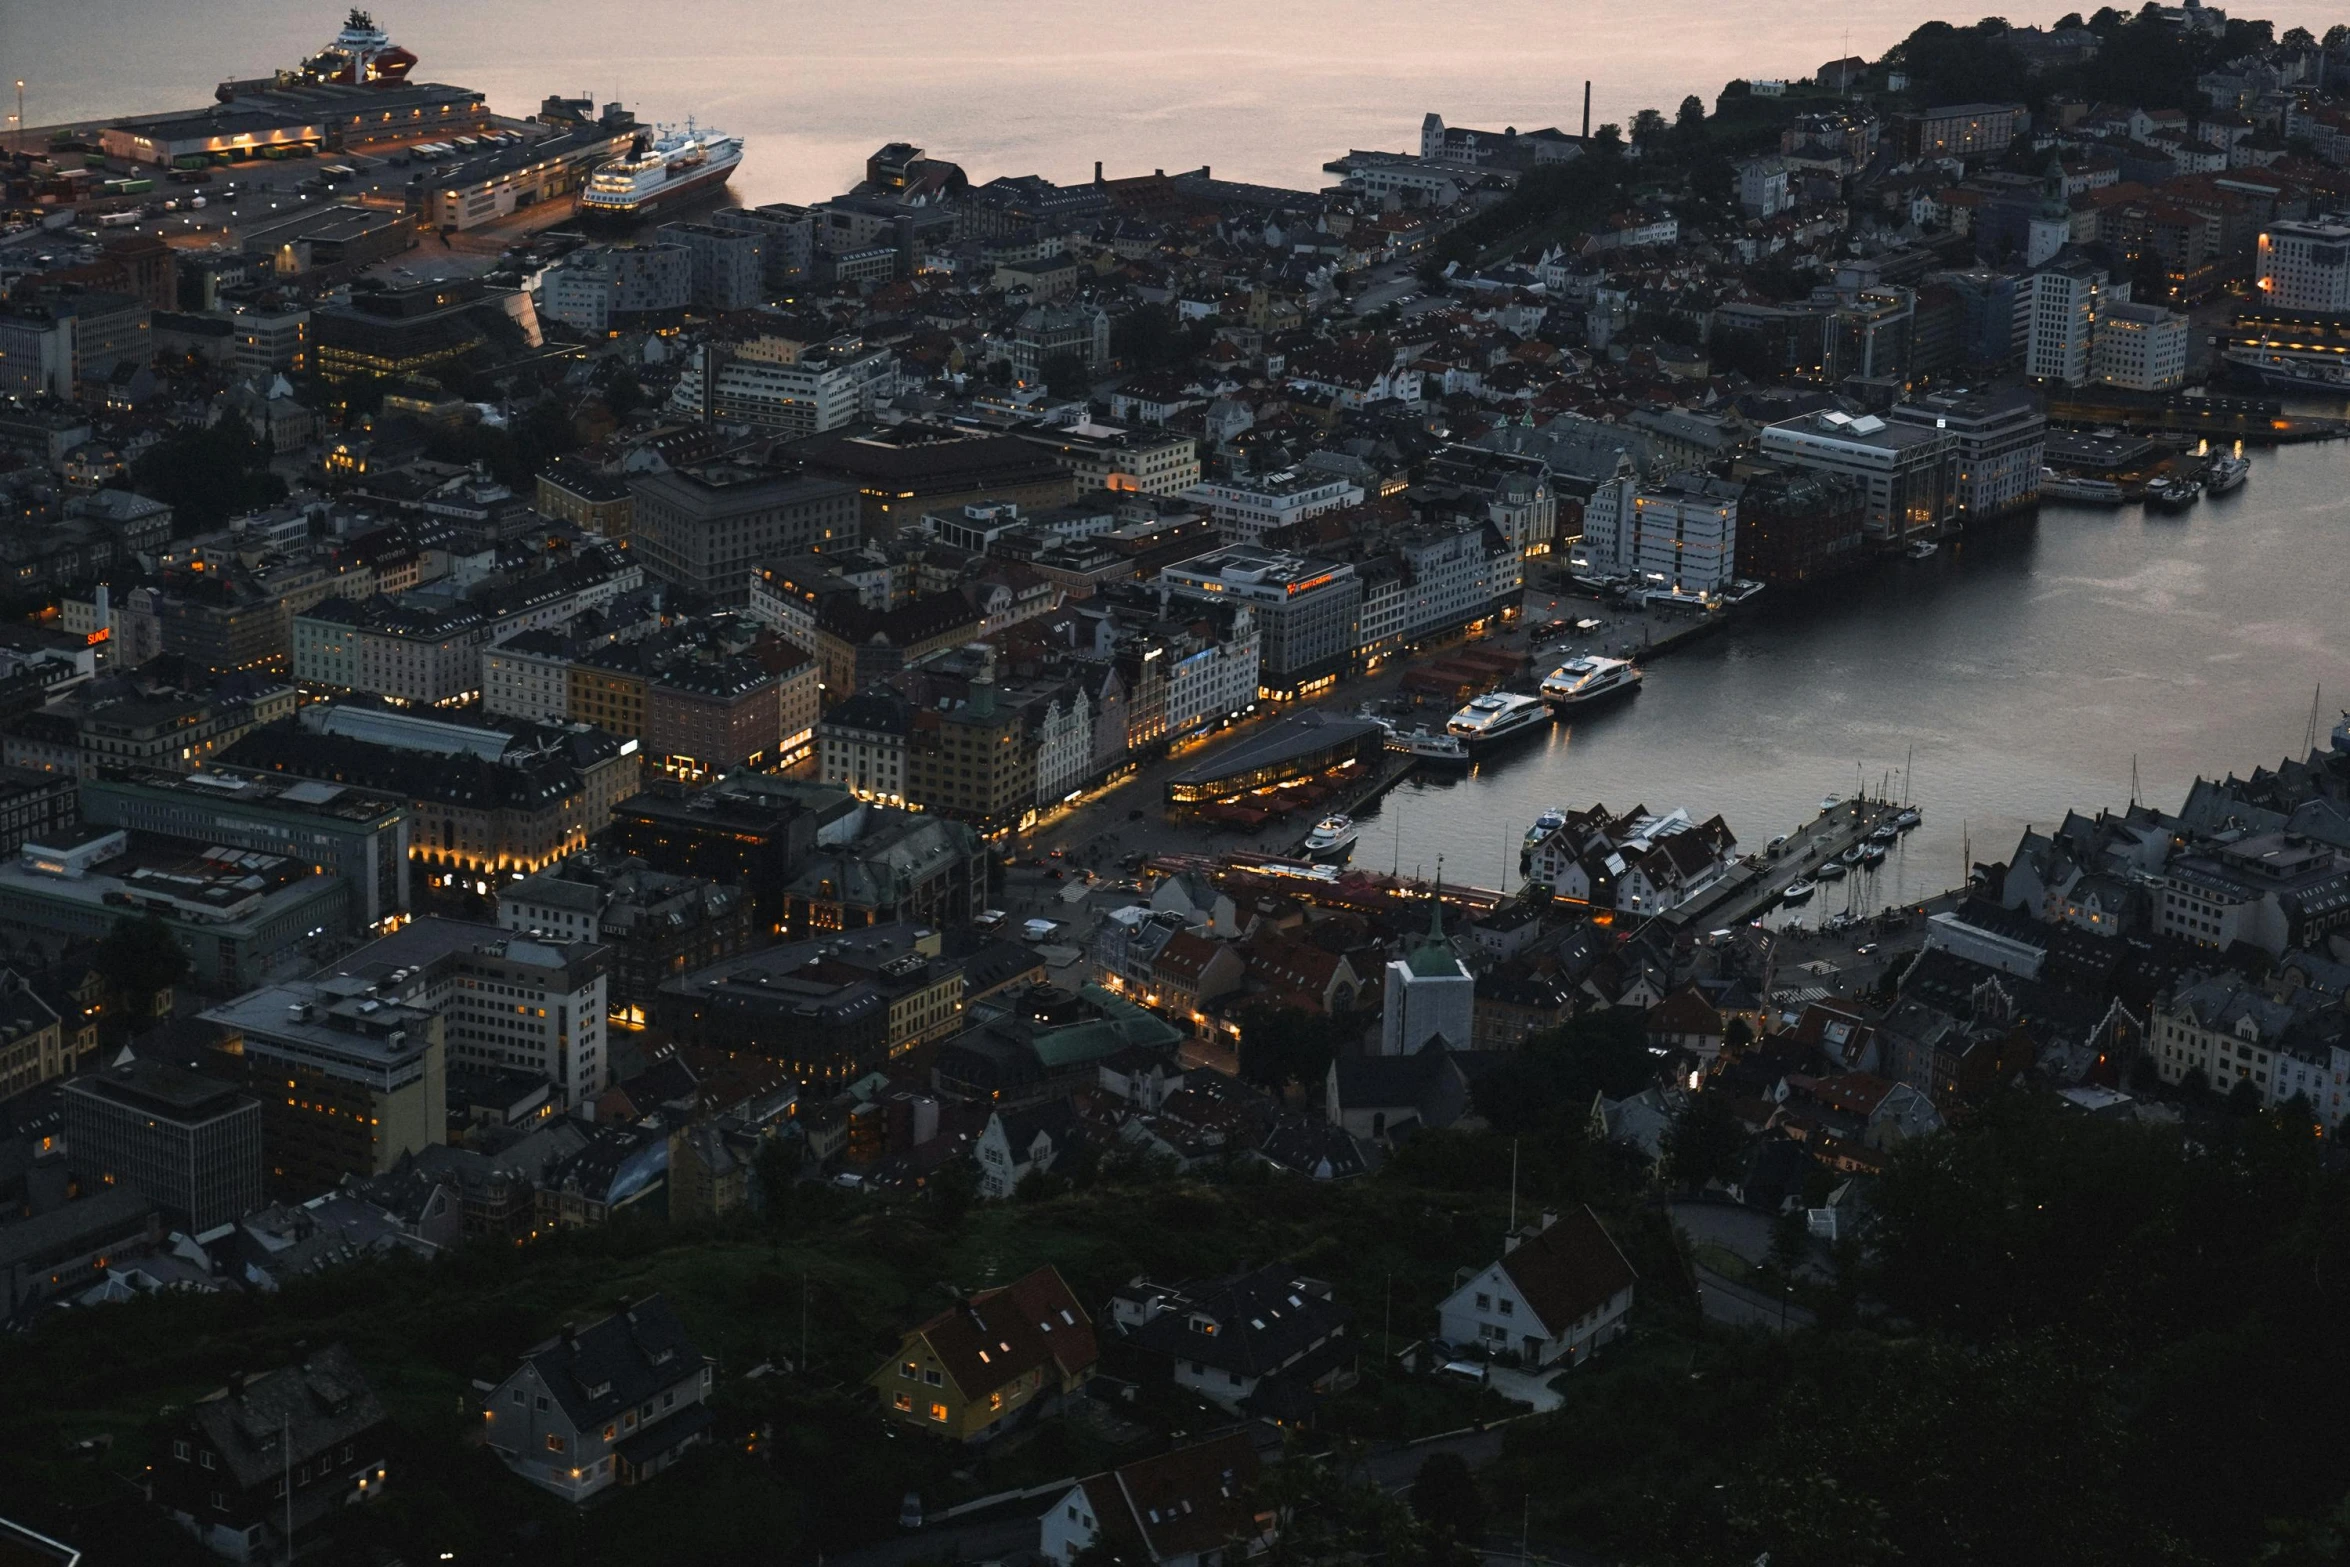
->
[870, 1265, 1097, 1442]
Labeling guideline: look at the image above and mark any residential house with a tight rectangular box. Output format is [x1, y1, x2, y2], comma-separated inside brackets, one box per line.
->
[154, 1346, 390, 1564]
[870, 1265, 1098, 1440]
[479, 1296, 717, 1502]
[1111, 1266, 1352, 1417]
[1434, 1206, 1636, 1368]
[1038, 1432, 1270, 1567]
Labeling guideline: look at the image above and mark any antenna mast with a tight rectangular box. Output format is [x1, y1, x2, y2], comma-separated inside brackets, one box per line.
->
[2307, 685, 2323, 756]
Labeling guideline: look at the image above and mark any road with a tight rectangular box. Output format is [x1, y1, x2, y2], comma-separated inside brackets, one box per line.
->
[1690, 1266, 1816, 1335]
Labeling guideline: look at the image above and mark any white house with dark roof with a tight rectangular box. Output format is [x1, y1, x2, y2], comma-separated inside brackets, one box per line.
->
[1040, 1431, 1270, 1567]
[479, 1294, 715, 1503]
[1113, 1266, 1352, 1414]
[1436, 1206, 1636, 1368]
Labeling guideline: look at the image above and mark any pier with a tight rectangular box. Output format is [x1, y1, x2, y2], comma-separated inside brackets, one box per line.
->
[1658, 795, 1909, 933]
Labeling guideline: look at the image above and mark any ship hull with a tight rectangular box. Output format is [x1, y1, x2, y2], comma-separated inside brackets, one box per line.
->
[577, 155, 742, 230]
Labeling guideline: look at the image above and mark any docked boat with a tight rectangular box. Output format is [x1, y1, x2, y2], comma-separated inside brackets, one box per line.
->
[2039, 470, 2129, 506]
[1838, 845, 1868, 867]
[1816, 860, 1848, 881]
[2222, 345, 2350, 395]
[580, 121, 744, 225]
[1524, 809, 1568, 855]
[1894, 807, 1922, 830]
[2146, 475, 2202, 512]
[1782, 879, 1817, 905]
[1858, 841, 1888, 866]
[1539, 655, 1643, 712]
[1819, 794, 1842, 814]
[1302, 814, 1360, 860]
[2205, 449, 2250, 496]
[1905, 539, 1940, 560]
[1389, 725, 1471, 766]
[1869, 825, 1899, 844]
[1445, 692, 1553, 750]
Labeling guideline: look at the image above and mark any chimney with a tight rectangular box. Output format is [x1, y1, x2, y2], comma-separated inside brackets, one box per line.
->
[1503, 1233, 1521, 1254]
[1094, 160, 1103, 185]
[1540, 1208, 1559, 1231]
[227, 1370, 247, 1400]
[1583, 81, 1592, 141]
[561, 1322, 577, 1350]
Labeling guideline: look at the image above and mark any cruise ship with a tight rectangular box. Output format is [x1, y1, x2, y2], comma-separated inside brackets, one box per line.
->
[2222, 344, 2350, 394]
[1445, 692, 1552, 750]
[579, 122, 744, 226]
[1539, 655, 1642, 712]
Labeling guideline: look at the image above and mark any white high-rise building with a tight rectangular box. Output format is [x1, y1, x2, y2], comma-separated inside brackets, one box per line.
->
[1379, 892, 1475, 1056]
[2093, 302, 2190, 392]
[1627, 475, 1739, 596]
[2257, 220, 2350, 314]
[1573, 452, 1639, 577]
[2025, 257, 2128, 385]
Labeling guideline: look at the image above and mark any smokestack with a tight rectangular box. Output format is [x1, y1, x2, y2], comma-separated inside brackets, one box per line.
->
[1094, 160, 1103, 185]
[1583, 81, 1592, 141]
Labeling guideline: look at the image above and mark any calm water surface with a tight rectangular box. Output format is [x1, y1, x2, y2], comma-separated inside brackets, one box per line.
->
[20, 0, 2344, 203]
[1374, 436, 2350, 916]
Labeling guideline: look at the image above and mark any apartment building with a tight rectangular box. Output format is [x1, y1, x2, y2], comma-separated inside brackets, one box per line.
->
[61, 1056, 264, 1232]
[1886, 387, 2046, 523]
[1180, 472, 1364, 548]
[1160, 548, 1361, 695]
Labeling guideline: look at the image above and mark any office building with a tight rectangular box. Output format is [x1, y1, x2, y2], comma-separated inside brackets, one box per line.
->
[1899, 102, 2021, 159]
[81, 766, 411, 934]
[629, 464, 860, 605]
[2093, 302, 2191, 391]
[906, 683, 1035, 832]
[686, 338, 896, 437]
[499, 856, 752, 1011]
[1627, 476, 1741, 595]
[1180, 472, 1363, 548]
[201, 979, 444, 1194]
[0, 829, 348, 991]
[710, 203, 816, 283]
[535, 463, 635, 542]
[1015, 424, 1200, 497]
[2255, 220, 2350, 314]
[1759, 410, 1960, 543]
[1887, 388, 2046, 522]
[62, 1056, 264, 1231]
[1160, 548, 1361, 696]
[311, 916, 610, 1108]
[656, 221, 767, 311]
[2025, 257, 2127, 385]
[539, 244, 692, 334]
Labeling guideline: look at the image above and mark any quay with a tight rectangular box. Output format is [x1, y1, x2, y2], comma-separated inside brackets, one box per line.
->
[1658, 794, 1910, 932]
[2046, 391, 2349, 445]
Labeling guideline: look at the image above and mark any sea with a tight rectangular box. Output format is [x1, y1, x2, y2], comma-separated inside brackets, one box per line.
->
[1379, 436, 2350, 920]
[19, 0, 2348, 205]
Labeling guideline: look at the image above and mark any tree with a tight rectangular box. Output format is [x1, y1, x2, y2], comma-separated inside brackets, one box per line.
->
[1675, 95, 1706, 135]
[929, 1155, 979, 1227]
[1629, 108, 1668, 148]
[1591, 123, 1624, 154]
[1662, 1092, 1746, 1192]
[1039, 350, 1092, 399]
[1767, 1205, 1813, 1280]
[94, 913, 188, 1019]
[129, 417, 287, 534]
[1409, 1450, 1485, 1545]
[1236, 1004, 1354, 1091]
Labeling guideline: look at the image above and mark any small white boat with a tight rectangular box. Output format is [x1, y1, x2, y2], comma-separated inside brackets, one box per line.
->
[1523, 808, 1568, 853]
[2205, 451, 2249, 495]
[1905, 539, 1939, 560]
[1894, 807, 1922, 830]
[1817, 861, 1848, 881]
[1819, 794, 1843, 814]
[1303, 814, 1360, 860]
[1858, 841, 1888, 866]
[1782, 879, 1817, 904]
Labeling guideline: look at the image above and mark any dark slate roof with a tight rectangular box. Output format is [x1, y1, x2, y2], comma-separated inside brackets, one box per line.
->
[903, 1264, 1097, 1397]
[519, 1295, 709, 1431]
[1496, 1206, 1639, 1338]
[1076, 1432, 1263, 1563]
[1126, 1265, 1350, 1377]
[1328, 1047, 1452, 1111]
[185, 1344, 386, 1490]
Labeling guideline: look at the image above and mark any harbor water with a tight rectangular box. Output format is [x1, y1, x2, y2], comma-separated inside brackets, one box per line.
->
[1373, 436, 2350, 922]
[21, 0, 2346, 206]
